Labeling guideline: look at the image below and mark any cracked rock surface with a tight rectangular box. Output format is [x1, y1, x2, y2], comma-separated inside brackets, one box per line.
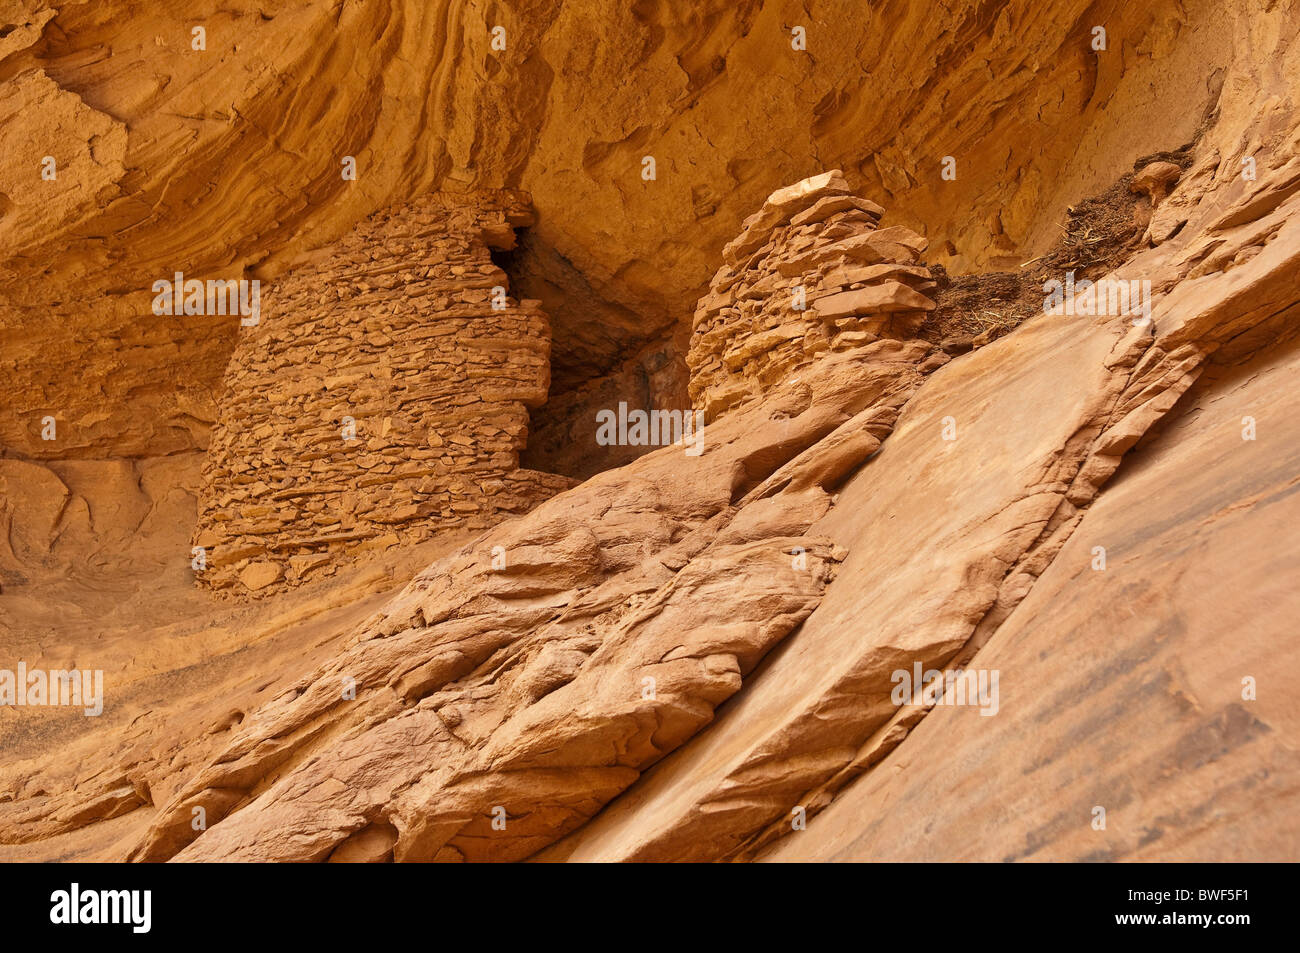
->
[2, 0, 1299, 863]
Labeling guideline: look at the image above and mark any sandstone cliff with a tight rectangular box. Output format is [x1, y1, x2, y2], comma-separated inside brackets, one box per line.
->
[1, 0, 1298, 864]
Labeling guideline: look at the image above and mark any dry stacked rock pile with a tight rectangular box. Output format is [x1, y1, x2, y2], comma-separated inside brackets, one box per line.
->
[688, 171, 937, 419]
[193, 190, 570, 594]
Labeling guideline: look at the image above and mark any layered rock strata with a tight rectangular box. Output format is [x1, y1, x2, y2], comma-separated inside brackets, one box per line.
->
[193, 191, 570, 594]
[688, 171, 936, 419]
[5, 123, 1298, 861]
[125, 340, 930, 862]
[546, 127, 1300, 862]
[764, 330, 1300, 862]
[0, 174, 938, 859]
[81, 175, 939, 862]
[0, 0, 1265, 470]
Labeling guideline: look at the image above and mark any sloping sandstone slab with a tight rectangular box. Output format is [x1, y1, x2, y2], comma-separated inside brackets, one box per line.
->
[125, 340, 932, 861]
[763, 332, 1300, 861]
[543, 114, 1300, 863]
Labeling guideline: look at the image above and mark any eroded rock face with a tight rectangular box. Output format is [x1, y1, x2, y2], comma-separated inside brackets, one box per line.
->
[126, 343, 925, 862]
[193, 191, 571, 594]
[3, 1, 1299, 866]
[0, 0, 1245, 461]
[94, 177, 951, 861]
[544, 72, 1300, 863]
[762, 335, 1300, 862]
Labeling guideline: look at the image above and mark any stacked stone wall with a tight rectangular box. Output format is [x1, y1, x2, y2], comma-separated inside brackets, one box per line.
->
[688, 171, 936, 419]
[194, 190, 570, 593]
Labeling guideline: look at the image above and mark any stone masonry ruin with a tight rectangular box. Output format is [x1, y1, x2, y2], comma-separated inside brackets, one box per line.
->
[688, 171, 937, 420]
[193, 190, 572, 593]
